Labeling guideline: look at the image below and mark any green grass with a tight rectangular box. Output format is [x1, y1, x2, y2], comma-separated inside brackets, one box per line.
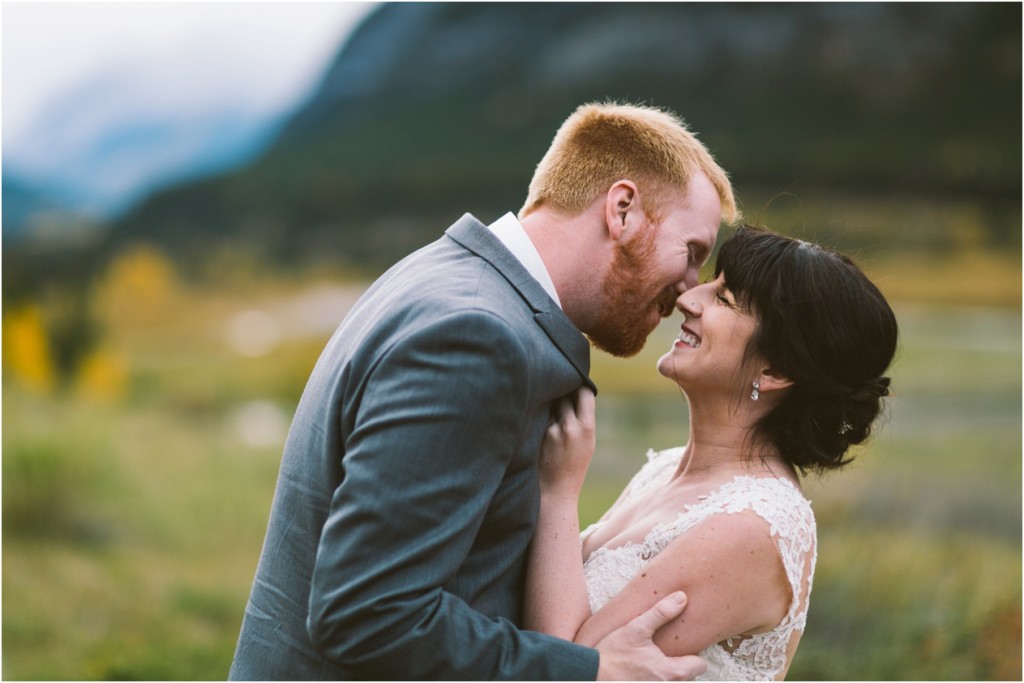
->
[3, 395, 282, 680]
[3, 257, 1021, 680]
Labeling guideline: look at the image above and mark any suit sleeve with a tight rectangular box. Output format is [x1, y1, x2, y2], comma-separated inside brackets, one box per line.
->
[307, 309, 599, 680]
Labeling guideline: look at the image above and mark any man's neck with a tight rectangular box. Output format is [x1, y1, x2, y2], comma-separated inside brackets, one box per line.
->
[520, 207, 608, 332]
[488, 213, 561, 307]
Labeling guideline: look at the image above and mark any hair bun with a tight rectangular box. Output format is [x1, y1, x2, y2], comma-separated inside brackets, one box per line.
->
[847, 376, 891, 402]
[836, 376, 892, 445]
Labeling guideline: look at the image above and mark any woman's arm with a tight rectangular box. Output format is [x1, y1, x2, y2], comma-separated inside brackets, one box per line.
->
[523, 388, 597, 639]
[574, 511, 792, 655]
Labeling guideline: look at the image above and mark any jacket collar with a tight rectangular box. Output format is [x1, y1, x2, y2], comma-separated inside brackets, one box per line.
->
[445, 214, 596, 394]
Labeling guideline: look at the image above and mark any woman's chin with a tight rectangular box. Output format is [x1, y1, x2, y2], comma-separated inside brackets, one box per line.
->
[655, 353, 675, 379]
[656, 352, 692, 394]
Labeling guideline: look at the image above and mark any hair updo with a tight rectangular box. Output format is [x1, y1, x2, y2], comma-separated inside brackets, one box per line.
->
[715, 226, 899, 474]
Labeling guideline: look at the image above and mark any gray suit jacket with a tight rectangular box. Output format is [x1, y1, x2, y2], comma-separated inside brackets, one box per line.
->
[229, 215, 600, 680]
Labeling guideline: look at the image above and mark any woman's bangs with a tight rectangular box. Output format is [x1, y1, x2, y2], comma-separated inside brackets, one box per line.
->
[715, 227, 788, 313]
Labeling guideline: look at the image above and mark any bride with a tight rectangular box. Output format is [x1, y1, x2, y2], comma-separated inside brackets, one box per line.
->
[524, 226, 898, 680]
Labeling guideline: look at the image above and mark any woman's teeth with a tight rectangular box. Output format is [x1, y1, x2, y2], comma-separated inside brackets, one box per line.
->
[678, 331, 700, 348]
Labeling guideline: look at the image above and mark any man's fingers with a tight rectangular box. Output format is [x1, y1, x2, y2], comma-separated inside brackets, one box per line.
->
[628, 591, 688, 636]
[595, 593, 703, 681]
[672, 654, 708, 680]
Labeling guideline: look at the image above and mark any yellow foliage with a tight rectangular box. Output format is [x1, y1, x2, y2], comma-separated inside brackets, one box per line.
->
[2, 306, 56, 393]
[75, 346, 128, 404]
[865, 249, 1021, 309]
[93, 244, 180, 326]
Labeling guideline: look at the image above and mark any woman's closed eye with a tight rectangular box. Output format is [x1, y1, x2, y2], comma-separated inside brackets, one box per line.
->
[716, 287, 750, 313]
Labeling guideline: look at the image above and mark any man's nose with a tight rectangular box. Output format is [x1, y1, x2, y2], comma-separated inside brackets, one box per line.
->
[677, 267, 699, 293]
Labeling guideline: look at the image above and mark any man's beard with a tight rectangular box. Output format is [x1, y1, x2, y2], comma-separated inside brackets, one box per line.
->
[588, 225, 676, 358]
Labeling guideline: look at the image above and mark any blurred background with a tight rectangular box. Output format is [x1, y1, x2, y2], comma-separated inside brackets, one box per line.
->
[3, 2, 1020, 679]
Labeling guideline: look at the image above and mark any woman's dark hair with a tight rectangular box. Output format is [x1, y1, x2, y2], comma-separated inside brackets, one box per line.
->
[715, 226, 898, 474]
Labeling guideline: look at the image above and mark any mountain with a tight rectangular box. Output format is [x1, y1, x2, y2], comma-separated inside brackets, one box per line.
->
[29, 3, 1024, 276]
[3, 57, 284, 233]
[1, 172, 76, 242]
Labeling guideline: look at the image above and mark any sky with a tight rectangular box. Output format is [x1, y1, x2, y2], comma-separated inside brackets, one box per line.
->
[2, 1, 378, 142]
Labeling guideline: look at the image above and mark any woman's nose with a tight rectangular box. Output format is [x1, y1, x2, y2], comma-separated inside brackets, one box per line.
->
[679, 278, 717, 312]
[676, 290, 702, 316]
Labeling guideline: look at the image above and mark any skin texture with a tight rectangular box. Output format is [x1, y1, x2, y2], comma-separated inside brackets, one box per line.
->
[525, 274, 805, 676]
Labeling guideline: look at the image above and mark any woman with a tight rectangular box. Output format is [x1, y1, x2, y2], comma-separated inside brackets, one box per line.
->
[524, 226, 898, 680]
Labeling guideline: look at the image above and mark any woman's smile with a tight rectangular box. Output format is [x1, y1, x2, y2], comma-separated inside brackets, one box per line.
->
[674, 325, 701, 349]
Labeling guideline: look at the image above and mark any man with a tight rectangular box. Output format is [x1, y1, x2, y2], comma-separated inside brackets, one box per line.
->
[230, 102, 738, 680]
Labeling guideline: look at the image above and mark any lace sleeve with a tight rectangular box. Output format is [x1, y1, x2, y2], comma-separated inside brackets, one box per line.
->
[655, 477, 816, 620]
[629, 447, 684, 496]
[660, 477, 818, 681]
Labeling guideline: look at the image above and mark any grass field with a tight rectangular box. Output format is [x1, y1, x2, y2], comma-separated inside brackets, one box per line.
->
[3, 251, 1021, 680]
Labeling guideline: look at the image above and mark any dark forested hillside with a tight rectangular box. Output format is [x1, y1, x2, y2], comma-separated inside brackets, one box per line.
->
[41, 3, 1024, 274]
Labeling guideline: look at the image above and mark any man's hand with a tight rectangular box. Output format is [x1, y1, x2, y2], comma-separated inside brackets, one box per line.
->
[595, 592, 707, 681]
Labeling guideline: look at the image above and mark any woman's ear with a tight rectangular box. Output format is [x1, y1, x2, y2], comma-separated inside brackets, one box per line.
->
[604, 179, 640, 242]
[756, 367, 793, 394]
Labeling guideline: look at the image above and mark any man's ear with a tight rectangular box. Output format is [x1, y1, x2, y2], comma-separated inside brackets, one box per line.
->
[756, 367, 794, 395]
[604, 180, 640, 242]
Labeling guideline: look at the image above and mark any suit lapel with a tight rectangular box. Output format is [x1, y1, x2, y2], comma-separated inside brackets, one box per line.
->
[445, 214, 597, 394]
[531, 311, 596, 394]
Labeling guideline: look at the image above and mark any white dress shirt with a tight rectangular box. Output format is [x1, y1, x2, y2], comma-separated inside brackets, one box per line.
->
[486, 212, 562, 309]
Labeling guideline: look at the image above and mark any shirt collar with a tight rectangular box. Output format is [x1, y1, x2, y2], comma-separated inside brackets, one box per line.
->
[486, 212, 562, 309]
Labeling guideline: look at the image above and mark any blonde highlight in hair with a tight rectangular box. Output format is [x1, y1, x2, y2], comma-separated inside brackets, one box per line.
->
[519, 101, 738, 223]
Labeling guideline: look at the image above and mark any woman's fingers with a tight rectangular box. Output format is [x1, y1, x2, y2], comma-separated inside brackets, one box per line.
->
[573, 386, 596, 426]
[548, 388, 596, 446]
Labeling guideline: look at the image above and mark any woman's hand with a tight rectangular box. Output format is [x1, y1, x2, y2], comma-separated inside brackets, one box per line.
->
[525, 387, 597, 637]
[539, 387, 596, 501]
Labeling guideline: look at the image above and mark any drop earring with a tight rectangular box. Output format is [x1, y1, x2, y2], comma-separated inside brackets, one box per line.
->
[750, 381, 760, 401]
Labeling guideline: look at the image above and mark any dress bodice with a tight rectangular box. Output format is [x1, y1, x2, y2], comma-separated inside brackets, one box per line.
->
[581, 448, 817, 681]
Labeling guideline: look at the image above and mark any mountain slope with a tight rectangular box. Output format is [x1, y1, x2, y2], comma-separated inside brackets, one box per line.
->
[102, 2, 1022, 272]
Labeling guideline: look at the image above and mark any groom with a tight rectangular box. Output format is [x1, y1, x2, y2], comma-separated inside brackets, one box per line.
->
[229, 102, 737, 680]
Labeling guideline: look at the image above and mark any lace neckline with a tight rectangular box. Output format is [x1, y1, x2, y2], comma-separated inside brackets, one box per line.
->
[584, 473, 803, 559]
[583, 446, 802, 558]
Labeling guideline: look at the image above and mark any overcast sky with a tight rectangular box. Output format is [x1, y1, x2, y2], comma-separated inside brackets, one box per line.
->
[2, 2, 377, 140]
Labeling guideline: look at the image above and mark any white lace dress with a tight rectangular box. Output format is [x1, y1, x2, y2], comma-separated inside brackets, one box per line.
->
[581, 447, 817, 681]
